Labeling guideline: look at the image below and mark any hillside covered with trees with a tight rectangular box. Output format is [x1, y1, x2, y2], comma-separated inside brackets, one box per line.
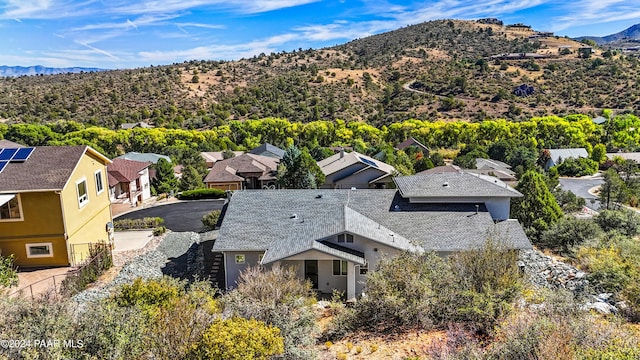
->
[0, 20, 638, 128]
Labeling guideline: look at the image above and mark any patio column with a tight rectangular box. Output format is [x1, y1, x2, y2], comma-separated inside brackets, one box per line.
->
[347, 261, 356, 300]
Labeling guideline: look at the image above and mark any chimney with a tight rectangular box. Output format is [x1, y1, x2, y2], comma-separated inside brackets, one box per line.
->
[339, 147, 344, 158]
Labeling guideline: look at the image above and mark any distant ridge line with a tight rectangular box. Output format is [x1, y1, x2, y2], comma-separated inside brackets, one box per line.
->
[0, 65, 107, 77]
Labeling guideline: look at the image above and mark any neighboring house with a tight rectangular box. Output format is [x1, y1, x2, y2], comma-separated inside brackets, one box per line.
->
[116, 152, 170, 164]
[317, 150, 396, 189]
[120, 121, 153, 130]
[468, 158, 517, 182]
[0, 140, 23, 148]
[201, 151, 245, 168]
[107, 158, 152, 206]
[419, 164, 462, 174]
[395, 137, 430, 155]
[545, 148, 589, 170]
[213, 171, 530, 299]
[0, 145, 113, 267]
[249, 143, 286, 159]
[204, 153, 278, 191]
[606, 152, 640, 164]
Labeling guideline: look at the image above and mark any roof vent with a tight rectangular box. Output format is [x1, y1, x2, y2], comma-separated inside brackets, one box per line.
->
[315, 194, 322, 199]
[442, 182, 449, 187]
[476, 204, 480, 214]
[393, 204, 400, 211]
[290, 213, 298, 219]
[351, 187, 356, 191]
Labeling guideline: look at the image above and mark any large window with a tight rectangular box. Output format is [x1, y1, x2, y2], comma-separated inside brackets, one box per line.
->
[0, 195, 22, 221]
[333, 260, 348, 276]
[76, 178, 88, 208]
[95, 170, 104, 195]
[26, 243, 53, 258]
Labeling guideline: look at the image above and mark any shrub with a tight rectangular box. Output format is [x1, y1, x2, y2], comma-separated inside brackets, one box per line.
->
[188, 317, 284, 360]
[61, 242, 113, 295]
[0, 254, 18, 288]
[540, 217, 602, 253]
[114, 217, 164, 230]
[221, 265, 317, 359]
[113, 277, 183, 316]
[201, 210, 221, 230]
[153, 226, 166, 236]
[556, 157, 601, 177]
[594, 209, 640, 236]
[177, 188, 226, 200]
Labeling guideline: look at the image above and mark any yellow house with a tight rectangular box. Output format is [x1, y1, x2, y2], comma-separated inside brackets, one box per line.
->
[0, 145, 113, 267]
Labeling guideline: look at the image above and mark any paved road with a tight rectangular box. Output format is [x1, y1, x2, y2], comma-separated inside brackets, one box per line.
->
[558, 177, 604, 210]
[115, 200, 225, 232]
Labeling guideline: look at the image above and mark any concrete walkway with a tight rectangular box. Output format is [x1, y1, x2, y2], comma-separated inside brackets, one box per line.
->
[113, 230, 155, 252]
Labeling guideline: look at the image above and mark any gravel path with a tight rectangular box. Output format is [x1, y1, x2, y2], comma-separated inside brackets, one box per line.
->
[72, 231, 201, 308]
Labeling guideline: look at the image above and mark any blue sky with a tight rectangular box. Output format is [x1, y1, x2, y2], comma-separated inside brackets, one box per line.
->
[1, 0, 639, 69]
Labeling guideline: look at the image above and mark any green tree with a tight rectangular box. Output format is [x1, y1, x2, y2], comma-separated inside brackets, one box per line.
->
[276, 146, 325, 189]
[152, 158, 178, 195]
[599, 169, 627, 209]
[590, 143, 607, 164]
[179, 165, 204, 191]
[512, 170, 563, 240]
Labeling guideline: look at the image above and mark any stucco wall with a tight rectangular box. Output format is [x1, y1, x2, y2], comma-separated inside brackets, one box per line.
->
[224, 251, 264, 289]
[0, 192, 69, 267]
[60, 151, 112, 264]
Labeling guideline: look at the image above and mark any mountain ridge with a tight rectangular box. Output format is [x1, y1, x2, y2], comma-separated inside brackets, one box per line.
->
[0, 65, 106, 77]
[576, 23, 640, 44]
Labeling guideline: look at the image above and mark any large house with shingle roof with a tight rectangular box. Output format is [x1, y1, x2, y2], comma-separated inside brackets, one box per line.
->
[107, 158, 152, 206]
[317, 150, 396, 189]
[0, 145, 113, 267]
[213, 171, 530, 299]
[204, 153, 278, 190]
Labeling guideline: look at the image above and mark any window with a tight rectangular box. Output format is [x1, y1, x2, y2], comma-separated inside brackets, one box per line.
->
[235, 254, 245, 264]
[333, 260, 348, 276]
[76, 178, 88, 208]
[0, 195, 22, 221]
[258, 254, 264, 263]
[95, 170, 104, 195]
[337, 233, 354, 243]
[26, 243, 53, 258]
[359, 262, 368, 275]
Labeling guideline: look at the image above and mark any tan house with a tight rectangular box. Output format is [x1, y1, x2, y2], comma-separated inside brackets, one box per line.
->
[204, 153, 278, 191]
[317, 150, 396, 189]
[0, 145, 113, 267]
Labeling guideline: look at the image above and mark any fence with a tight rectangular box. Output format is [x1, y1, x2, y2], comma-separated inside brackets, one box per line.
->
[9, 242, 113, 299]
[8, 274, 68, 300]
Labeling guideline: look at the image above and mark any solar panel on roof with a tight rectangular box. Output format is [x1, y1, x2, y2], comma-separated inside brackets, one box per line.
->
[0, 148, 18, 161]
[12, 147, 35, 162]
[0, 160, 8, 173]
[359, 156, 379, 168]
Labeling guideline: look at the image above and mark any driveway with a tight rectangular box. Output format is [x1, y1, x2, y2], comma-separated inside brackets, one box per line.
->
[559, 176, 604, 210]
[114, 200, 225, 232]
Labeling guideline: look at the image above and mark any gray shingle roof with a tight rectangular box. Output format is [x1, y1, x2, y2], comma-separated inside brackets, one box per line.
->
[214, 189, 532, 262]
[116, 152, 170, 164]
[249, 143, 286, 159]
[394, 172, 522, 199]
[547, 148, 588, 163]
[0, 146, 109, 193]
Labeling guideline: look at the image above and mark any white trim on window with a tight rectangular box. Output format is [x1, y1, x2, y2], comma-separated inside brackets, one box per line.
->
[95, 169, 104, 195]
[25, 242, 54, 258]
[76, 178, 89, 208]
[332, 259, 348, 276]
[0, 194, 23, 222]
